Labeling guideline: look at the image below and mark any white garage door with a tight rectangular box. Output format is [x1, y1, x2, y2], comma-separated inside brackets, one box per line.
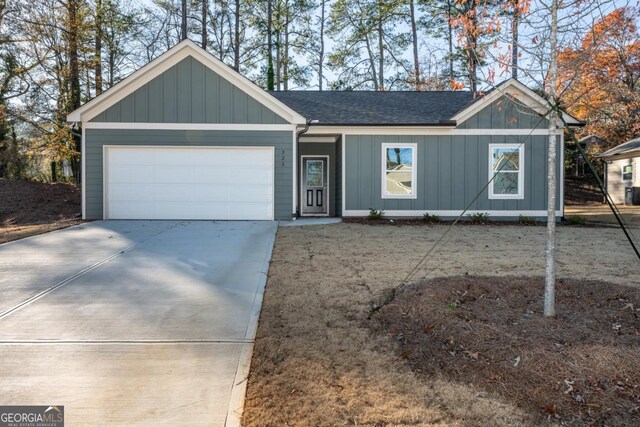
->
[105, 146, 274, 220]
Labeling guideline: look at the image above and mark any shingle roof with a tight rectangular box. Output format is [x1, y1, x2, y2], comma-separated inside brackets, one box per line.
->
[269, 91, 476, 125]
[600, 137, 640, 158]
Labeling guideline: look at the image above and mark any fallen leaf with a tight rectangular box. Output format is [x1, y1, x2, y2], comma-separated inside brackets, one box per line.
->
[564, 380, 574, 394]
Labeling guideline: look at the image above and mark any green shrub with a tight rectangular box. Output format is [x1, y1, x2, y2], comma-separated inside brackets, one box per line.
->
[519, 215, 537, 225]
[422, 213, 441, 223]
[567, 215, 586, 226]
[368, 208, 385, 220]
[469, 212, 489, 224]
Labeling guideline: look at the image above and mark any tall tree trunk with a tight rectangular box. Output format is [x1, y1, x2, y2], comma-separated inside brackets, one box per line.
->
[447, 0, 454, 83]
[68, 0, 81, 183]
[544, 0, 559, 318]
[95, 0, 103, 95]
[318, 0, 325, 90]
[233, 0, 240, 70]
[181, 0, 187, 40]
[377, 5, 384, 91]
[512, 3, 519, 80]
[409, 0, 420, 90]
[267, 0, 274, 90]
[283, 11, 289, 91]
[467, 1, 478, 93]
[201, 0, 207, 49]
[364, 33, 378, 89]
[275, 28, 281, 90]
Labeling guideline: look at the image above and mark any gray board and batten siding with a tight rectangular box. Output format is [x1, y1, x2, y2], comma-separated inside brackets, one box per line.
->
[457, 97, 550, 129]
[343, 134, 561, 216]
[85, 129, 293, 220]
[90, 56, 288, 125]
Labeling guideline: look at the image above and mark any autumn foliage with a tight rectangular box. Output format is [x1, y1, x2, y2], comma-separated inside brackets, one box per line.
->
[558, 7, 640, 149]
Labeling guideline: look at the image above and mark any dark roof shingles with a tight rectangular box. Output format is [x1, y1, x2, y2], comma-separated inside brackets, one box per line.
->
[270, 91, 475, 125]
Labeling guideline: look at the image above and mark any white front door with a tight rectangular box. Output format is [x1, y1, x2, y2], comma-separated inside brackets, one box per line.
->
[105, 146, 274, 220]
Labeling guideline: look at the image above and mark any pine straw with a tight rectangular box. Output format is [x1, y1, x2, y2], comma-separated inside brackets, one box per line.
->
[373, 276, 640, 425]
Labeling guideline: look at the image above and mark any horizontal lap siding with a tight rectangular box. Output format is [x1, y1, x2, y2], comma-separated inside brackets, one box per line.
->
[344, 134, 560, 214]
[85, 129, 293, 220]
[90, 56, 288, 125]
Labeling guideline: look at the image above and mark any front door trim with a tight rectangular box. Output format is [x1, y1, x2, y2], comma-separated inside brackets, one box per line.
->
[300, 155, 330, 217]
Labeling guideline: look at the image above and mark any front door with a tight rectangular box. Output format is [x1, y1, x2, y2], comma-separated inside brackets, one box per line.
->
[301, 157, 328, 215]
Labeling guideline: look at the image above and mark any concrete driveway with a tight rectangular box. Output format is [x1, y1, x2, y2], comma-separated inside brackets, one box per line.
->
[0, 220, 277, 426]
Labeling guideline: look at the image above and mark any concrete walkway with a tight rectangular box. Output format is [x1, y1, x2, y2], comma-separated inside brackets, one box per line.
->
[0, 220, 277, 426]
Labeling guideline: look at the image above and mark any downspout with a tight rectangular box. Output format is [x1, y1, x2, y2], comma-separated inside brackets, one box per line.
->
[295, 119, 318, 218]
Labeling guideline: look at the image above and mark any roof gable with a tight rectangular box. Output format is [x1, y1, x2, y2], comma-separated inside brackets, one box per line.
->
[68, 40, 305, 124]
[452, 79, 582, 128]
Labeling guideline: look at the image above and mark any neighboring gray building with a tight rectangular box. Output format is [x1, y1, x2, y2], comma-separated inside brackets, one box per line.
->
[599, 138, 640, 205]
[68, 40, 583, 221]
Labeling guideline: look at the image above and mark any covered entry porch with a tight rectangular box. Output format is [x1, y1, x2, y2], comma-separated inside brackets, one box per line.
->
[298, 134, 342, 217]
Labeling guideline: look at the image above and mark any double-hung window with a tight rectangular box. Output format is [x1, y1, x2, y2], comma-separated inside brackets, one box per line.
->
[382, 143, 417, 199]
[622, 164, 633, 181]
[489, 144, 524, 199]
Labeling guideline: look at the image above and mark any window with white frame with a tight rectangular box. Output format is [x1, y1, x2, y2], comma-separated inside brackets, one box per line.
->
[382, 143, 417, 198]
[489, 144, 524, 199]
[622, 164, 633, 181]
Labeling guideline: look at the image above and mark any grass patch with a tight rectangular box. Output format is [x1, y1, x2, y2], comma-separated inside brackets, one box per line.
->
[566, 215, 587, 226]
[373, 276, 640, 425]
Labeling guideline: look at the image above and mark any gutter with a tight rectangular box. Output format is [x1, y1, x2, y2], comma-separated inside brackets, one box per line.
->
[295, 120, 317, 218]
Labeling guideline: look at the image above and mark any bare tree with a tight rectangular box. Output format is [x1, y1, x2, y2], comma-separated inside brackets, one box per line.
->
[544, 0, 559, 317]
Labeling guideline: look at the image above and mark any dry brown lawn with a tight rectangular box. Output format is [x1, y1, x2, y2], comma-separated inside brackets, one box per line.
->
[243, 222, 639, 427]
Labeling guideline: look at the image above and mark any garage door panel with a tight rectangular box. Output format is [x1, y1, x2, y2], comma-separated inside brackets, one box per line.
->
[110, 183, 155, 202]
[109, 165, 156, 183]
[106, 147, 274, 220]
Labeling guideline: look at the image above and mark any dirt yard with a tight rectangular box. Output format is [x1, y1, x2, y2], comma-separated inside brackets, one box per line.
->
[243, 223, 639, 426]
[0, 179, 82, 244]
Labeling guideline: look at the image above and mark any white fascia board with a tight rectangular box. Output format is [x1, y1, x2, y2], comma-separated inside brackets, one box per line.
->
[307, 126, 552, 136]
[84, 122, 296, 131]
[451, 79, 581, 128]
[68, 40, 306, 125]
[343, 209, 563, 217]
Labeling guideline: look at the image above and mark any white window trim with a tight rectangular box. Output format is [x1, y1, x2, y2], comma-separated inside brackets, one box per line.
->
[381, 142, 417, 199]
[622, 163, 633, 182]
[488, 143, 524, 200]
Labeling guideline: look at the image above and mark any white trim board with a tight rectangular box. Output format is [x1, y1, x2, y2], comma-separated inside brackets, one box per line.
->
[306, 126, 554, 136]
[84, 122, 297, 131]
[343, 210, 563, 217]
[81, 126, 86, 219]
[68, 40, 306, 124]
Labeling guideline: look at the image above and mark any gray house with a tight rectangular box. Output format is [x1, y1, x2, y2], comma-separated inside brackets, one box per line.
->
[599, 138, 640, 205]
[68, 40, 582, 221]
